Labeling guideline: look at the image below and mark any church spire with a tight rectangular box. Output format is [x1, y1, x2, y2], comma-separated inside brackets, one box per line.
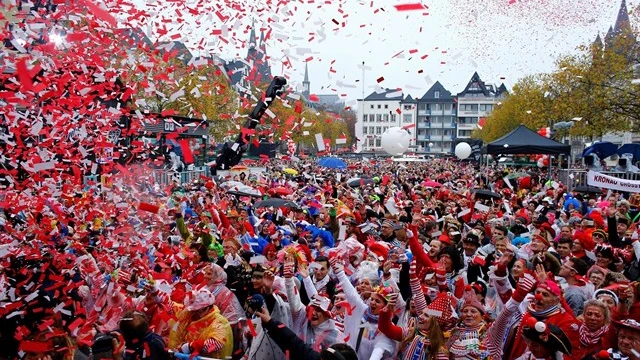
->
[249, 20, 257, 48]
[614, 0, 631, 36]
[302, 62, 310, 98]
[594, 32, 602, 46]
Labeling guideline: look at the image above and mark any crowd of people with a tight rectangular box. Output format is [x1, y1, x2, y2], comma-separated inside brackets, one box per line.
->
[0, 157, 639, 360]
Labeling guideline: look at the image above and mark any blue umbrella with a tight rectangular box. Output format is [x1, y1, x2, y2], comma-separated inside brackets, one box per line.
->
[582, 142, 618, 159]
[617, 144, 640, 162]
[317, 157, 347, 169]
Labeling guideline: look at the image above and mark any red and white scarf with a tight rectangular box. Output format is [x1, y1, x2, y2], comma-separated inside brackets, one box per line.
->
[578, 323, 609, 346]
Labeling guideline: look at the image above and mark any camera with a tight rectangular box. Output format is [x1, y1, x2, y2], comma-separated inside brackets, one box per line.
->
[92, 333, 116, 359]
[246, 294, 265, 312]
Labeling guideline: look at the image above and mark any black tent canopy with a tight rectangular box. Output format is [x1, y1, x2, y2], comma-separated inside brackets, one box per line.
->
[486, 125, 570, 155]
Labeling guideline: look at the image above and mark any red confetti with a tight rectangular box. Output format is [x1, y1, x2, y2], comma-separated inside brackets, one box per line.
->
[394, 3, 427, 11]
[82, 0, 117, 27]
[138, 202, 160, 214]
[376, 76, 384, 83]
[179, 139, 194, 164]
[16, 58, 33, 93]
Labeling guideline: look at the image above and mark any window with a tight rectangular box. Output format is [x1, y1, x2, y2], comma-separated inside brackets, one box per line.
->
[434, 104, 443, 111]
[376, 114, 382, 122]
[363, 127, 368, 134]
[434, 91, 440, 99]
[383, 127, 388, 133]
[376, 127, 382, 135]
[391, 114, 396, 123]
[369, 114, 375, 122]
[444, 104, 452, 111]
[375, 138, 381, 147]
[370, 104, 374, 109]
[403, 105, 411, 110]
[460, 104, 479, 111]
[377, 104, 381, 109]
[369, 126, 374, 134]
[362, 115, 367, 122]
[384, 104, 389, 109]
[383, 114, 389, 122]
[403, 114, 412, 123]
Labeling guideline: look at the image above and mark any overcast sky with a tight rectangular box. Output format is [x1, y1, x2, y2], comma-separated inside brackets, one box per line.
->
[126, 0, 622, 106]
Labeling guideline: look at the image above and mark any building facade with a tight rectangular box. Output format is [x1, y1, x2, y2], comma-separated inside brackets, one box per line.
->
[416, 81, 456, 153]
[456, 72, 507, 140]
[356, 89, 404, 152]
[400, 95, 418, 152]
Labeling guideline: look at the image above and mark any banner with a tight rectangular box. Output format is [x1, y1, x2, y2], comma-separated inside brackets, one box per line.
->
[587, 170, 640, 193]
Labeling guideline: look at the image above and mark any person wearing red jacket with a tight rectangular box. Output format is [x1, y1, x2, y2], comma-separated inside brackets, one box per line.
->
[503, 275, 581, 360]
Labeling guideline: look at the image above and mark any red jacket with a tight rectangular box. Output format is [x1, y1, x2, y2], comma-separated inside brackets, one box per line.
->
[569, 324, 615, 360]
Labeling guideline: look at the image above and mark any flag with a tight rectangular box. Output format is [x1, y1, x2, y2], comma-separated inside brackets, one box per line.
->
[477, 117, 486, 130]
[336, 133, 347, 145]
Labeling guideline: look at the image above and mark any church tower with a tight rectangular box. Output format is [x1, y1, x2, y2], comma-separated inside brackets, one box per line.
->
[302, 62, 310, 99]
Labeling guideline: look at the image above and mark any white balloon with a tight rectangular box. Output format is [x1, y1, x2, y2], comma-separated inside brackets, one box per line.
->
[381, 127, 411, 155]
[537, 159, 544, 168]
[454, 142, 472, 160]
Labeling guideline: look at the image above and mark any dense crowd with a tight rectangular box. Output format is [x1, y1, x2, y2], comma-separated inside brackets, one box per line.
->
[0, 158, 639, 360]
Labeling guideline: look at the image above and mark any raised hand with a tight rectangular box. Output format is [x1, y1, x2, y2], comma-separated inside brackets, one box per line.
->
[386, 293, 398, 310]
[283, 263, 294, 279]
[535, 264, 547, 283]
[513, 272, 537, 302]
[330, 256, 343, 273]
[298, 263, 309, 278]
[254, 306, 272, 323]
[263, 270, 275, 290]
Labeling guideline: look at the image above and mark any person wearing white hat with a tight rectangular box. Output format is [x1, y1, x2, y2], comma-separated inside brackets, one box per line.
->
[168, 288, 233, 359]
[283, 260, 344, 352]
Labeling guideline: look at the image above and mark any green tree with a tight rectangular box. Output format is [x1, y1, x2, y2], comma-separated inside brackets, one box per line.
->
[478, 33, 638, 142]
[125, 55, 240, 141]
[476, 75, 547, 142]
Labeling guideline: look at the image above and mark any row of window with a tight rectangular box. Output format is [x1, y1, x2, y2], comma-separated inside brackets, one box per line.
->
[370, 104, 389, 109]
[417, 103, 453, 111]
[363, 138, 382, 147]
[363, 126, 397, 135]
[417, 129, 454, 136]
[362, 114, 397, 123]
[459, 104, 494, 112]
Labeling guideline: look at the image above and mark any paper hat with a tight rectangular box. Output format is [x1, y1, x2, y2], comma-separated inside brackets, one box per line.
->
[426, 292, 458, 331]
[309, 294, 332, 315]
[461, 285, 485, 314]
[373, 286, 395, 303]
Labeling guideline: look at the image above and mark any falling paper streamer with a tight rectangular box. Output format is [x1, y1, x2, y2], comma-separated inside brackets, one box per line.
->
[315, 133, 326, 152]
[179, 139, 194, 164]
[138, 202, 160, 213]
[33, 161, 56, 172]
[394, 3, 428, 11]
